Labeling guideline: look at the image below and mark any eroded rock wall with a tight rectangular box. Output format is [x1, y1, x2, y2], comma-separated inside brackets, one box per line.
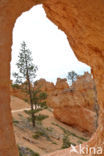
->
[43, 0, 104, 155]
[11, 74, 97, 134]
[1, 0, 104, 155]
[34, 74, 97, 134]
[0, 0, 42, 155]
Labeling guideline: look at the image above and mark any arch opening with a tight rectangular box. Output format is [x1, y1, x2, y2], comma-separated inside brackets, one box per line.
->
[10, 4, 98, 156]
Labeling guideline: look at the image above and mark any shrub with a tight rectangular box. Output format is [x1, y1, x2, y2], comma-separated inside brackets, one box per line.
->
[18, 145, 40, 156]
[11, 83, 20, 89]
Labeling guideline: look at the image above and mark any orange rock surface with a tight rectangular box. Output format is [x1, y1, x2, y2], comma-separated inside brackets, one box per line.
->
[43, 0, 104, 155]
[11, 86, 26, 100]
[35, 73, 97, 134]
[1, 0, 104, 155]
[54, 106, 96, 134]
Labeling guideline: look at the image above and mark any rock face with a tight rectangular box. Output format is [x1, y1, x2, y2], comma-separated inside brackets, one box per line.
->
[71, 72, 97, 111]
[54, 106, 96, 134]
[10, 81, 30, 101]
[34, 73, 97, 134]
[11, 73, 97, 134]
[34, 79, 55, 92]
[43, 1, 104, 155]
[1, 0, 104, 155]
[55, 78, 69, 90]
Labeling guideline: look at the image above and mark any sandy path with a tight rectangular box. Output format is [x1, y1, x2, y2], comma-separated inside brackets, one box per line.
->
[11, 96, 39, 113]
[12, 107, 30, 113]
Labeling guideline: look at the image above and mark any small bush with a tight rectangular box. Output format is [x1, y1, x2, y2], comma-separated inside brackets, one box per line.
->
[11, 83, 20, 89]
[24, 98, 29, 103]
[45, 127, 53, 132]
[36, 114, 48, 121]
[18, 145, 40, 156]
[13, 118, 19, 124]
[62, 135, 71, 149]
[32, 128, 51, 141]
[62, 134, 76, 149]
[32, 131, 45, 139]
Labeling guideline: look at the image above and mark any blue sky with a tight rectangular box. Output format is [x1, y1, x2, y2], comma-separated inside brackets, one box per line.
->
[11, 5, 90, 84]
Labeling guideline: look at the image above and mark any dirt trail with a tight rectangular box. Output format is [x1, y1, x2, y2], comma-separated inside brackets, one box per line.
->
[12, 108, 30, 113]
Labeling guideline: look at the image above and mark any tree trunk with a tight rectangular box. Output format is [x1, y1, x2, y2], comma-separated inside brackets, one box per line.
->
[28, 78, 35, 127]
[24, 51, 35, 127]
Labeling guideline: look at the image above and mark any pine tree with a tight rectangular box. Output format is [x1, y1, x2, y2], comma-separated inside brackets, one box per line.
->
[25, 88, 48, 126]
[67, 71, 78, 84]
[13, 41, 38, 127]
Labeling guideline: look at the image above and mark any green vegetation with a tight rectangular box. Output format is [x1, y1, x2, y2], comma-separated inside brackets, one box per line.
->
[33, 128, 51, 141]
[13, 41, 38, 127]
[32, 126, 57, 145]
[24, 89, 48, 126]
[26, 114, 48, 126]
[52, 122, 88, 142]
[13, 41, 47, 127]
[45, 127, 53, 132]
[11, 83, 20, 89]
[18, 114, 23, 117]
[36, 114, 48, 122]
[18, 145, 40, 156]
[62, 134, 76, 149]
[13, 118, 19, 124]
[32, 131, 46, 139]
[67, 71, 78, 84]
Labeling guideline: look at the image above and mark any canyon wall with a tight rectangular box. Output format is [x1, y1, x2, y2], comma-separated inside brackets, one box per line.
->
[11, 73, 98, 134]
[34, 73, 98, 135]
[1, 0, 104, 155]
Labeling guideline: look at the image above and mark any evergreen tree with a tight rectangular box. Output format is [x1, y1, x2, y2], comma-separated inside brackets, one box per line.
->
[25, 88, 48, 126]
[67, 71, 78, 84]
[13, 41, 38, 127]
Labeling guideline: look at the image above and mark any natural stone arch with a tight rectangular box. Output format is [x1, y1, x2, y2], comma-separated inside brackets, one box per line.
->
[0, 0, 104, 155]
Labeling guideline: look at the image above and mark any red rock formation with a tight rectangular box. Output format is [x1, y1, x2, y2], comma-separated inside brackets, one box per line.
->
[1, 0, 104, 155]
[34, 79, 55, 92]
[11, 74, 97, 134]
[72, 72, 97, 111]
[48, 74, 97, 134]
[10, 81, 30, 101]
[54, 104, 96, 134]
[55, 78, 69, 90]
[43, 0, 104, 155]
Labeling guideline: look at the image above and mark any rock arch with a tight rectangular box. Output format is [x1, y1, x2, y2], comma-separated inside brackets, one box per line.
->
[0, 0, 104, 155]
